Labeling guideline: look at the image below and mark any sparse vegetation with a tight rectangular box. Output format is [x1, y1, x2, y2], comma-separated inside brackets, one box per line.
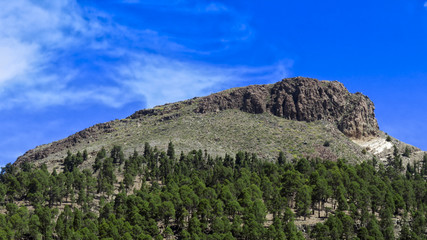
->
[19, 109, 372, 174]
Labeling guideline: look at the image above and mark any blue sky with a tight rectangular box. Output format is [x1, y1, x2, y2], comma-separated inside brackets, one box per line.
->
[1, 0, 427, 165]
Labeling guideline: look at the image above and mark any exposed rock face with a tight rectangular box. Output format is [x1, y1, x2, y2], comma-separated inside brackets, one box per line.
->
[196, 77, 379, 138]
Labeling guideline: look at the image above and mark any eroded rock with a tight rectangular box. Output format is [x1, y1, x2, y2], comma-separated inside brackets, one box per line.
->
[196, 77, 379, 138]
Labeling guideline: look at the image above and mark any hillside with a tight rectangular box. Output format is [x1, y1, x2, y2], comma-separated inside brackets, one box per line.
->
[15, 77, 424, 171]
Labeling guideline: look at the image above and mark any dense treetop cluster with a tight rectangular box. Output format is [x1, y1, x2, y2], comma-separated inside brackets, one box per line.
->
[0, 142, 426, 239]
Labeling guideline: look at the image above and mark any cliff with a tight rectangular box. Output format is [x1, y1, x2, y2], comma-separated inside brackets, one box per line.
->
[195, 77, 378, 138]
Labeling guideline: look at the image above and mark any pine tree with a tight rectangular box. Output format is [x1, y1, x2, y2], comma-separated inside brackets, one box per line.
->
[277, 151, 286, 165]
[167, 141, 175, 160]
[110, 145, 124, 164]
[296, 185, 312, 220]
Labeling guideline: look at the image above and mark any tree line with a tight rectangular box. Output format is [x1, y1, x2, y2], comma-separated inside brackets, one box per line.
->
[0, 142, 425, 239]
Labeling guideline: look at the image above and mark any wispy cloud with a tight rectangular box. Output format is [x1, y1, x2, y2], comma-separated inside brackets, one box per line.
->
[116, 53, 290, 108]
[0, 38, 39, 85]
[0, 0, 111, 109]
[424, 1, 427, 7]
[0, 0, 289, 111]
[0, 0, 102, 76]
[119, 0, 229, 13]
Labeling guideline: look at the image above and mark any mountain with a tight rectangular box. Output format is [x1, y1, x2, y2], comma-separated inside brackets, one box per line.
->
[4, 77, 427, 240]
[15, 77, 424, 170]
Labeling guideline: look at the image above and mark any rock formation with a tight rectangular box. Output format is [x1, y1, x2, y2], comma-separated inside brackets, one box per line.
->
[196, 77, 379, 138]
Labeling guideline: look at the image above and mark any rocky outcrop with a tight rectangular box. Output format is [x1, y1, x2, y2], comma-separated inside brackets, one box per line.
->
[196, 77, 379, 138]
[15, 122, 115, 165]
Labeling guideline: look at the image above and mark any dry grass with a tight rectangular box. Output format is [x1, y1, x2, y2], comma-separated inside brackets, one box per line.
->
[29, 104, 372, 173]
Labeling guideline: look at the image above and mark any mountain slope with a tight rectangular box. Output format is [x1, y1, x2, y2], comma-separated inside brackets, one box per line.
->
[15, 77, 424, 170]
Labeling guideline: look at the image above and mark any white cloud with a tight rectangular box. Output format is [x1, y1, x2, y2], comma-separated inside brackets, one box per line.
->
[424, 1, 427, 7]
[0, 0, 290, 111]
[0, 38, 39, 84]
[0, 0, 94, 60]
[0, 0, 118, 109]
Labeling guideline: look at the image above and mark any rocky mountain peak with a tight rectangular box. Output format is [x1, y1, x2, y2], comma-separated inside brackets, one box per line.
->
[196, 77, 379, 138]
